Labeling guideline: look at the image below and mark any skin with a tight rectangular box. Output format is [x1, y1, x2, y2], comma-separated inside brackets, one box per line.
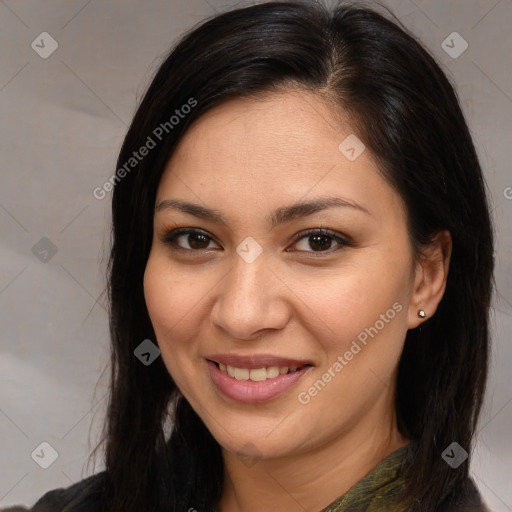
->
[143, 90, 452, 512]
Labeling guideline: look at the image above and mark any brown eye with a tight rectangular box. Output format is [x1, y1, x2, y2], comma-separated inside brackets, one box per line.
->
[162, 228, 217, 252]
[290, 228, 352, 254]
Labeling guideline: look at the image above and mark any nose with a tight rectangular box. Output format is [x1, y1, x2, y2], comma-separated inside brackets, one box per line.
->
[209, 250, 290, 341]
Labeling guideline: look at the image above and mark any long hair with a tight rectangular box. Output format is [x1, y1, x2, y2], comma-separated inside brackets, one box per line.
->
[92, 1, 495, 511]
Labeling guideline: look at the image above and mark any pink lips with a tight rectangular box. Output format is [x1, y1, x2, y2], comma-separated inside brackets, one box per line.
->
[206, 353, 312, 403]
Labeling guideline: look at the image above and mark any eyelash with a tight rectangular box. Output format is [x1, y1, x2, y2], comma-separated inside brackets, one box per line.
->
[161, 227, 352, 257]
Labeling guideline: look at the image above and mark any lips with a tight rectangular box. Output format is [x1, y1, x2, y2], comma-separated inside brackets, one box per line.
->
[206, 353, 313, 403]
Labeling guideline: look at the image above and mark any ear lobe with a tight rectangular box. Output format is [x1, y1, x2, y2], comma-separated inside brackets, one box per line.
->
[407, 230, 452, 329]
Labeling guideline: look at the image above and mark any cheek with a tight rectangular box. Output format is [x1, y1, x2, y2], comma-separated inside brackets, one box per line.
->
[293, 266, 409, 427]
[293, 255, 410, 352]
[144, 255, 197, 334]
[143, 256, 199, 373]
[144, 258, 173, 331]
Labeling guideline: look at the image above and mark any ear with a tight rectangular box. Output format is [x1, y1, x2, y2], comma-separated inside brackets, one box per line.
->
[408, 230, 452, 329]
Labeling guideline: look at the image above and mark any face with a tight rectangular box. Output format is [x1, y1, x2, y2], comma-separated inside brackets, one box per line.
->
[144, 90, 417, 461]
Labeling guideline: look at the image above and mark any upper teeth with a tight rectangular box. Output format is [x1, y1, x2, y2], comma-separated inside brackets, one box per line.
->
[219, 363, 300, 381]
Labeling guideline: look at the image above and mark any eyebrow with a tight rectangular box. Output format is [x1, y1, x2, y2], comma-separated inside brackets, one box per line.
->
[155, 196, 371, 229]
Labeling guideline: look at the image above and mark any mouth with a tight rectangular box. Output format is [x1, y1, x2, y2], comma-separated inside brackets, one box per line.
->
[206, 355, 313, 403]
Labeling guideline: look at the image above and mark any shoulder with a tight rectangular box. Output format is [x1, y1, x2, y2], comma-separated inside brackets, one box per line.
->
[1, 472, 107, 512]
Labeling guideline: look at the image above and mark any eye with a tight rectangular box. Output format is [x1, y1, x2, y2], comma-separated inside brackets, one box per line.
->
[288, 228, 352, 255]
[162, 228, 218, 252]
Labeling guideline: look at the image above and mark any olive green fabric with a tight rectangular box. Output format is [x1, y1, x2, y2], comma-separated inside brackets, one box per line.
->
[320, 444, 410, 512]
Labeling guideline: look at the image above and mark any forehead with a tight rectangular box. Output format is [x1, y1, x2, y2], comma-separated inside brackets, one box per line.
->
[157, 90, 405, 223]
[170, 90, 346, 167]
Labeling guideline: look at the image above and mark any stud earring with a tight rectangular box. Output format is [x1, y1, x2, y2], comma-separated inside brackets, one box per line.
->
[418, 310, 426, 318]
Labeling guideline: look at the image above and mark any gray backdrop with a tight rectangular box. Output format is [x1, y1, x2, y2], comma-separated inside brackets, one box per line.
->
[0, 0, 511, 509]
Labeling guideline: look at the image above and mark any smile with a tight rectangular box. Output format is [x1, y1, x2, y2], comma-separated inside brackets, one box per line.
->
[206, 357, 313, 403]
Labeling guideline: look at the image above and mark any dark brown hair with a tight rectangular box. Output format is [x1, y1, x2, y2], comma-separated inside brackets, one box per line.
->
[92, 1, 495, 510]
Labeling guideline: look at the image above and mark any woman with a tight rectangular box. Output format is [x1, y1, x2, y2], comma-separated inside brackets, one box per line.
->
[2, 1, 494, 511]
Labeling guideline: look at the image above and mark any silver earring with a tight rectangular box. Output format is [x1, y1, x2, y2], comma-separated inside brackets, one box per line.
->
[418, 310, 426, 318]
